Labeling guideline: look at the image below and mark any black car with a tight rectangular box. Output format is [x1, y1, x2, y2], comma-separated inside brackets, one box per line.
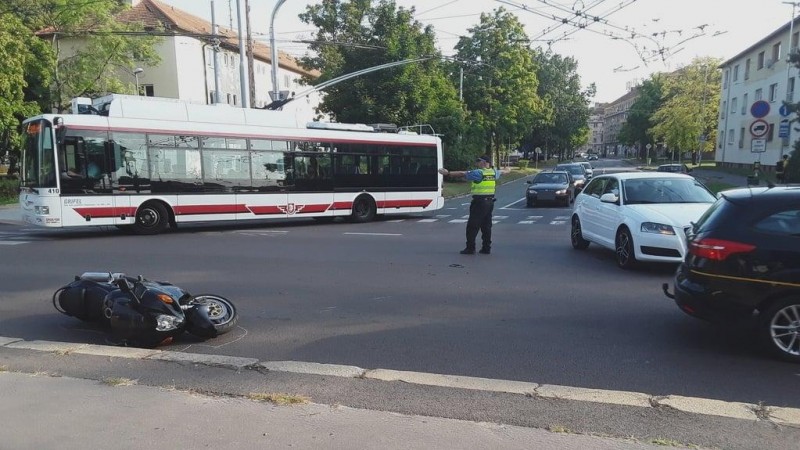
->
[525, 171, 575, 207]
[664, 186, 800, 362]
[555, 163, 588, 193]
[657, 163, 692, 174]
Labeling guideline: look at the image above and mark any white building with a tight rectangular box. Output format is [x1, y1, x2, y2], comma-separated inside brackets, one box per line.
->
[588, 103, 606, 155]
[43, 0, 322, 121]
[718, 18, 799, 171]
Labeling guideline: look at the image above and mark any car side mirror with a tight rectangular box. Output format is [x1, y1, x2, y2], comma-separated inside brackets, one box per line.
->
[600, 193, 619, 204]
[526, 180, 532, 184]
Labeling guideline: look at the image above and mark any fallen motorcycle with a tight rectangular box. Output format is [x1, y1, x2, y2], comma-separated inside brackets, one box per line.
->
[53, 272, 238, 347]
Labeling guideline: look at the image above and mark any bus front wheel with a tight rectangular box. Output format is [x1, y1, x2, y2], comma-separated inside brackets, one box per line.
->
[133, 202, 169, 235]
[350, 195, 376, 223]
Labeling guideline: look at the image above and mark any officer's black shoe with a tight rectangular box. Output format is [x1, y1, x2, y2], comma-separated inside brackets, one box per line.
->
[460, 248, 476, 255]
[479, 248, 491, 254]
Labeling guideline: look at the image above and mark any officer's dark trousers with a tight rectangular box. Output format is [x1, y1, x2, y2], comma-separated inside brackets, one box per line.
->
[465, 195, 494, 251]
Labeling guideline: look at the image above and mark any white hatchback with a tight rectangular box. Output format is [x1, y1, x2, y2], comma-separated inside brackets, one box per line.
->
[570, 172, 717, 269]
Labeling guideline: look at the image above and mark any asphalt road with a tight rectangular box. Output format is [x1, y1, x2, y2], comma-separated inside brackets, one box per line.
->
[1, 158, 798, 410]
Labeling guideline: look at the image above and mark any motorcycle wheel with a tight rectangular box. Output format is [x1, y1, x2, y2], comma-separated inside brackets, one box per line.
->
[187, 294, 238, 335]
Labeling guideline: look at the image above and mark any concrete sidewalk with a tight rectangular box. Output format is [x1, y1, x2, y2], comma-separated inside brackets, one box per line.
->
[0, 371, 668, 450]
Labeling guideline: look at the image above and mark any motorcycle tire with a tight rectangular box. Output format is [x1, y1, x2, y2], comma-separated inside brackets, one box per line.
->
[185, 294, 238, 335]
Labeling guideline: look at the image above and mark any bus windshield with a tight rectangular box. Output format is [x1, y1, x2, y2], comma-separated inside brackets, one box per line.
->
[21, 119, 57, 188]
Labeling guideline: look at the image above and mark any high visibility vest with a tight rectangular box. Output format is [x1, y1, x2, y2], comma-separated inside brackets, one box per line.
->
[471, 168, 496, 195]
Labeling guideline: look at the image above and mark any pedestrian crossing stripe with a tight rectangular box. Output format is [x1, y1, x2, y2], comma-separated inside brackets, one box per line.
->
[0, 241, 28, 245]
[417, 219, 438, 223]
[449, 219, 468, 223]
[518, 221, 535, 224]
[550, 221, 566, 225]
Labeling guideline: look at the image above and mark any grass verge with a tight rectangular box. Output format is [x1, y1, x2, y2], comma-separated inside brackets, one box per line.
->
[247, 392, 310, 405]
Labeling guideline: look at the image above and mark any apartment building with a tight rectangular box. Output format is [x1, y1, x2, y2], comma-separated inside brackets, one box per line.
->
[718, 18, 799, 170]
[587, 103, 606, 154]
[602, 86, 640, 157]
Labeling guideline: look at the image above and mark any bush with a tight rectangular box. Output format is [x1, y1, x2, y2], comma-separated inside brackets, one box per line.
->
[0, 177, 19, 204]
[518, 160, 529, 169]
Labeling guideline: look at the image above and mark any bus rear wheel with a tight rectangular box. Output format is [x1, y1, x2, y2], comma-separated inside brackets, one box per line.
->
[350, 195, 376, 223]
[133, 202, 169, 235]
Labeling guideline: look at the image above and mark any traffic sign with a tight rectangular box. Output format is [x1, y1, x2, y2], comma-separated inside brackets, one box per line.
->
[751, 100, 771, 118]
[750, 119, 770, 138]
[779, 119, 790, 138]
[751, 139, 767, 153]
[779, 104, 792, 117]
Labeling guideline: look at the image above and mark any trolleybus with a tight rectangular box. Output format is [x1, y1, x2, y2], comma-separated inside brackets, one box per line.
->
[19, 95, 444, 234]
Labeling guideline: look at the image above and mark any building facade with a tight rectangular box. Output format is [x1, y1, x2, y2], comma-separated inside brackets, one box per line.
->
[587, 103, 606, 155]
[45, 0, 322, 121]
[718, 18, 799, 171]
[602, 86, 640, 157]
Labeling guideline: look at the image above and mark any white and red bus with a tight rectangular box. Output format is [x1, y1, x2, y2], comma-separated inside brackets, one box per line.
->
[19, 94, 444, 234]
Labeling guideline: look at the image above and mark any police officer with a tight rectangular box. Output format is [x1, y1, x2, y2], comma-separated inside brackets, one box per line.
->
[439, 155, 499, 254]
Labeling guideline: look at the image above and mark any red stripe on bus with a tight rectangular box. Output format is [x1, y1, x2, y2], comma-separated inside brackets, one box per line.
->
[377, 200, 433, 208]
[332, 202, 354, 210]
[247, 206, 284, 215]
[73, 207, 118, 218]
[173, 204, 249, 215]
[296, 204, 332, 213]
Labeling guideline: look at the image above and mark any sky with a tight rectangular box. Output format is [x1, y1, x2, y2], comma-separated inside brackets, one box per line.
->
[156, 0, 798, 104]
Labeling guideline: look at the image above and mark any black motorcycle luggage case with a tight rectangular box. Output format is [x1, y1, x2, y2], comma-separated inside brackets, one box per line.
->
[55, 281, 111, 322]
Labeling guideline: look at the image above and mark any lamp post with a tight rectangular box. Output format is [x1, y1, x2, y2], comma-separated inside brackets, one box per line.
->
[133, 67, 144, 96]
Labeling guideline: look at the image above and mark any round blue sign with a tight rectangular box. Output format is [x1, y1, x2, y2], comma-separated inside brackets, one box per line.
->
[780, 104, 792, 117]
[751, 100, 770, 118]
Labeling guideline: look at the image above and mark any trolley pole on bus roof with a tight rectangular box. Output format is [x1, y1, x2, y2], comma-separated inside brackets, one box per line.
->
[269, 0, 288, 103]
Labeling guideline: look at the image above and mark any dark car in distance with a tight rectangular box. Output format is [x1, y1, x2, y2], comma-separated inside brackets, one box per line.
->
[664, 186, 800, 362]
[525, 171, 575, 207]
[657, 163, 692, 174]
[555, 163, 588, 194]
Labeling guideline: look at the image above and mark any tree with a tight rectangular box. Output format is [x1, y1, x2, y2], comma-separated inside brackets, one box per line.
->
[454, 8, 548, 165]
[0, 10, 52, 174]
[298, 0, 464, 157]
[650, 57, 721, 161]
[6, 0, 162, 112]
[785, 50, 800, 183]
[523, 51, 593, 160]
[618, 75, 663, 159]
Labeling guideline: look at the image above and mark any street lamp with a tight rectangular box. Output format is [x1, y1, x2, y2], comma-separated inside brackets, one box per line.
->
[133, 67, 144, 96]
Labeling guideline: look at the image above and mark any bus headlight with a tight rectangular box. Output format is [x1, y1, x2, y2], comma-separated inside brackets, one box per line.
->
[35, 206, 50, 215]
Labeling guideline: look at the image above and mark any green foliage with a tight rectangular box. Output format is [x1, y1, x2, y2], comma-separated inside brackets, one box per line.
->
[4, 0, 163, 112]
[0, 177, 19, 204]
[0, 10, 51, 173]
[517, 159, 529, 169]
[523, 51, 593, 160]
[650, 57, 721, 154]
[454, 8, 548, 164]
[298, 0, 463, 150]
[618, 75, 664, 155]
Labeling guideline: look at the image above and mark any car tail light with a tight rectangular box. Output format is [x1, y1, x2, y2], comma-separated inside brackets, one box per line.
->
[688, 238, 756, 261]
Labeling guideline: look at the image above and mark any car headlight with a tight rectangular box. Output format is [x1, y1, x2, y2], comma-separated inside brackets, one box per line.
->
[555, 189, 566, 195]
[641, 222, 675, 235]
[527, 189, 537, 195]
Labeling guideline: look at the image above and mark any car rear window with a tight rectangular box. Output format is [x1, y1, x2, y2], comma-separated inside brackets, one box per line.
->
[693, 197, 736, 233]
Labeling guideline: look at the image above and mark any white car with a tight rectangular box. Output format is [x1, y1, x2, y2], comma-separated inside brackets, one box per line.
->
[570, 172, 717, 269]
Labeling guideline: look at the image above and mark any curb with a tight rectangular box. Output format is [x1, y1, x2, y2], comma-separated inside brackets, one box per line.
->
[3, 335, 799, 426]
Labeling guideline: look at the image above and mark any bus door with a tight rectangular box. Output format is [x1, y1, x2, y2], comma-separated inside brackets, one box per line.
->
[240, 150, 288, 221]
[286, 152, 335, 218]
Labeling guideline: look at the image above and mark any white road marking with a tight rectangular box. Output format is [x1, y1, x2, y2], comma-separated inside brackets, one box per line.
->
[449, 219, 468, 223]
[500, 198, 527, 209]
[527, 216, 544, 219]
[550, 221, 566, 225]
[518, 220, 535, 224]
[435, 215, 451, 218]
[0, 241, 28, 245]
[344, 232, 403, 236]
[417, 219, 438, 223]
[386, 219, 405, 223]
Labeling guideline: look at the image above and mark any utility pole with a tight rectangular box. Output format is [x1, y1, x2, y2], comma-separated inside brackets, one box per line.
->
[246, 0, 255, 107]
[211, 1, 222, 104]
[235, 0, 248, 108]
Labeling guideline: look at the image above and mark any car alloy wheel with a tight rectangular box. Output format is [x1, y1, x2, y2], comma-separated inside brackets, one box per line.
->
[760, 298, 800, 363]
[615, 228, 637, 269]
[571, 216, 589, 250]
